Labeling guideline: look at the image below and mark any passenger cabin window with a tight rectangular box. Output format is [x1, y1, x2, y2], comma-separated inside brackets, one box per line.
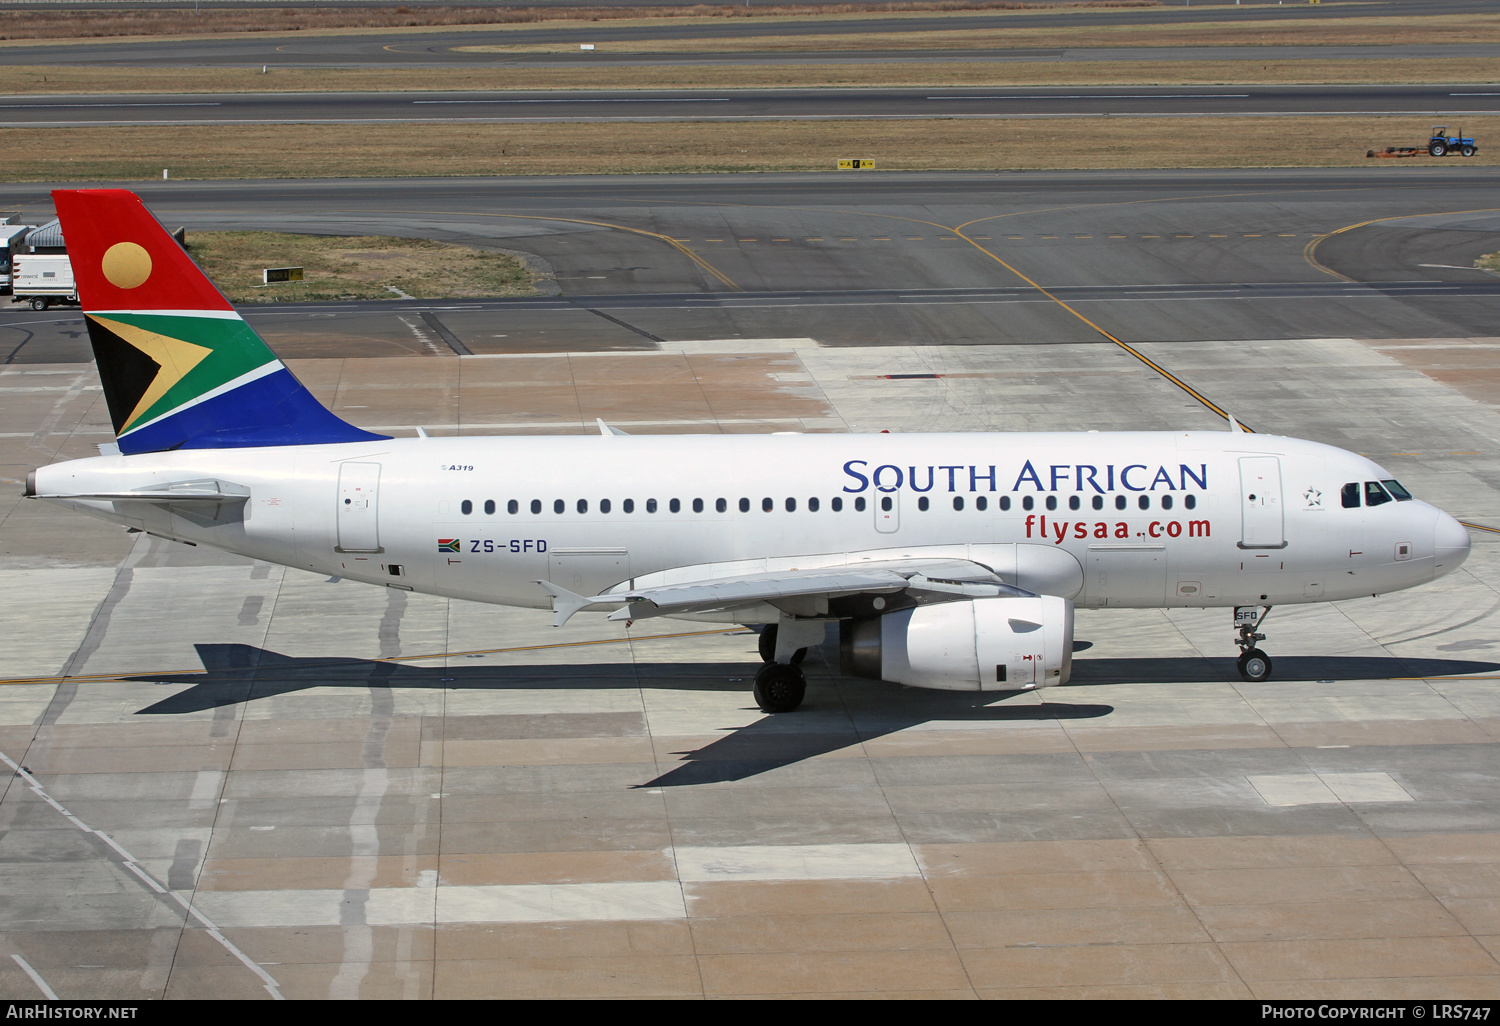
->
[809, 497, 820, 512]
[1045, 496, 1057, 511]
[1365, 481, 1392, 507]
[646, 499, 658, 513]
[693, 498, 704, 513]
[1184, 495, 1197, 510]
[976, 496, 987, 511]
[1092, 495, 1103, 511]
[461, 500, 473, 515]
[953, 496, 964, 511]
[507, 499, 519, 514]
[530, 499, 542, 515]
[1342, 483, 1360, 508]
[601, 499, 612, 514]
[739, 498, 750, 513]
[832, 497, 844, 512]
[855, 497, 867, 512]
[1115, 495, 1127, 511]
[917, 496, 929, 511]
[623, 499, 635, 513]
[715, 498, 726, 513]
[554, 499, 565, 515]
[577, 499, 588, 514]
[670, 498, 681, 513]
[484, 499, 496, 515]
[1022, 496, 1034, 511]
[997, 496, 1008, 511]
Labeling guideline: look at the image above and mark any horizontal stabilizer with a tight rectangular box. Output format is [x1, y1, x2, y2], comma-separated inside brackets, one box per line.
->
[27, 475, 250, 505]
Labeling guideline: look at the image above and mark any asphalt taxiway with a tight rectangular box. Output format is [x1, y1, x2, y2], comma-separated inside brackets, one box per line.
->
[1, 169, 1499, 998]
[4, 169, 1500, 360]
[6, 85, 1500, 127]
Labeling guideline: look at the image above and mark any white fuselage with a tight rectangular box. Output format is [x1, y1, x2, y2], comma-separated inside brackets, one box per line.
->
[31, 430, 1470, 619]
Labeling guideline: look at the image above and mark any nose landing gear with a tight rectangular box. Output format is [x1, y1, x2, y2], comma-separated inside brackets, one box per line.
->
[1234, 605, 1273, 682]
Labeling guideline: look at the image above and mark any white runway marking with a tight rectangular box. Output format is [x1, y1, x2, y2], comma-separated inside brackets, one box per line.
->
[1249, 771, 1414, 807]
[675, 843, 921, 882]
[193, 882, 686, 926]
[414, 97, 730, 104]
[0, 748, 285, 1000]
[927, 93, 1251, 100]
[0, 102, 221, 109]
[10, 954, 57, 999]
[189, 843, 929, 927]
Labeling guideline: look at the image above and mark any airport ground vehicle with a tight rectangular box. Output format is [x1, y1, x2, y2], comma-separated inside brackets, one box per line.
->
[1428, 126, 1477, 157]
[10, 253, 77, 309]
[0, 225, 31, 295]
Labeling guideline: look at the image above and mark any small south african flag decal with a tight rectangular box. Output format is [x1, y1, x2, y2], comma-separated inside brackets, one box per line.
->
[438, 539, 461, 553]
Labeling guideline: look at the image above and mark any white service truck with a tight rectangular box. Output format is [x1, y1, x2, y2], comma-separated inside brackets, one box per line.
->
[11, 253, 76, 309]
[0, 226, 31, 296]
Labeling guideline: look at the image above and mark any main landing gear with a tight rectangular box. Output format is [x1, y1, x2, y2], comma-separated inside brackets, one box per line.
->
[1234, 605, 1273, 682]
[753, 623, 808, 714]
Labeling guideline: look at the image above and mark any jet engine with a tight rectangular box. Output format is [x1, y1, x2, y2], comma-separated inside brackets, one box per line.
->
[840, 595, 1074, 691]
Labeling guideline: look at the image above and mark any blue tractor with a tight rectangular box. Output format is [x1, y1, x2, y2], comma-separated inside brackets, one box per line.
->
[1429, 126, 1477, 157]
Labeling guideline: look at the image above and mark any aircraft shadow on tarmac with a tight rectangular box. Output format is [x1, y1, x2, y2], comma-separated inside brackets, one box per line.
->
[1068, 654, 1500, 684]
[122, 644, 1500, 787]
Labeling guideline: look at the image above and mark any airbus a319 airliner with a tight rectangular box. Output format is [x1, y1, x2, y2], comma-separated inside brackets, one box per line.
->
[26, 190, 1473, 712]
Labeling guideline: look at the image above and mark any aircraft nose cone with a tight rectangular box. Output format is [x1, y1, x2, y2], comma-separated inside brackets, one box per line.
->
[1434, 512, 1472, 576]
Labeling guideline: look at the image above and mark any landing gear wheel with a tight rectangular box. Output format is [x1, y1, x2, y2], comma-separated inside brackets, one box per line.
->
[1237, 648, 1273, 682]
[756, 624, 806, 665]
[29, 297, 46, 310]
[753, 662, 806, 713]
[758, 624, 777, 662]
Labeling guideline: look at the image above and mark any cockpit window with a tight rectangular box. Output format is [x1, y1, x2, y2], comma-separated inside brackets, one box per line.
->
[1365, 481, 1392, 507]
[1341, 482, 1360, 508]
[1382, 479, 1412, 501]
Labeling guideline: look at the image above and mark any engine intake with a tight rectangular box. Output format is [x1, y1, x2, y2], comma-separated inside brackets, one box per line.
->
[841, 595, 1074, 691]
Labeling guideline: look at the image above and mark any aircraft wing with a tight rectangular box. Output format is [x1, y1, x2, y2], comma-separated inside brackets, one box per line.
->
[537, 557, 1029, 626]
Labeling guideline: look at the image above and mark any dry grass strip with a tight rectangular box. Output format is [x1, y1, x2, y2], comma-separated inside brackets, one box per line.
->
[184, 231, 538, 303]
[0, 3, 1159, 43]
[467, 13, 1500, 52]
[4, 117, 1496, 181]
[4, 57, 1500, 95]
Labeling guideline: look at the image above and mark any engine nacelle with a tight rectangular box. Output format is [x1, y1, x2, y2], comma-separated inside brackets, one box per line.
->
[841, 595, 1074, 691]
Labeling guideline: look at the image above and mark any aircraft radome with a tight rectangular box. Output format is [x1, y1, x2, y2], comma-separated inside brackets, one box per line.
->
[25, 190, 1473, 712]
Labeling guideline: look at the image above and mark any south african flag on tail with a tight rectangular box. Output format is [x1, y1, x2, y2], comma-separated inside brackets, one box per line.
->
[52, 189, 388, 455]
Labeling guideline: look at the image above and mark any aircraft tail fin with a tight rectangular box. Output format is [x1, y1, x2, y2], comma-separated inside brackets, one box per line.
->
[52, 189, 387, 455]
